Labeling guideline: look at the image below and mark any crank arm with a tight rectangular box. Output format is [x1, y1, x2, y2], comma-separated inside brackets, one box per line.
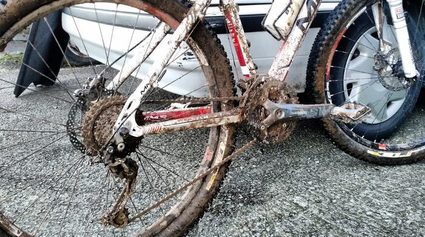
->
[0, 212, 31, 237]
[262, 100, 371, 128]
[131, 109, 243, 137]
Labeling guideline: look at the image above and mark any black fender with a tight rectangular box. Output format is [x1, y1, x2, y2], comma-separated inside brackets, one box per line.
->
[14, 11, 69, 97]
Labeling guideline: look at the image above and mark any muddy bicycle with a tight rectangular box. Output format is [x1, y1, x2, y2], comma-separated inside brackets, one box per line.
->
[1, 0, 425, 236]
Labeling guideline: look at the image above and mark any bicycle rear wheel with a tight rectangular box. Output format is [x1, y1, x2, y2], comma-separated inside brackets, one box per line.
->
[0, 0, 235, 236]
[307, 0, 425, 165]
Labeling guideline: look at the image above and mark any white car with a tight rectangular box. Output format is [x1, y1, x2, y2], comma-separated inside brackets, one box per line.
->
[62, 1, 340, 96]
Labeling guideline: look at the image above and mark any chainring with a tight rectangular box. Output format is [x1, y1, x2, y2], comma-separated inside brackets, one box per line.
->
[245, 78, 299, 143]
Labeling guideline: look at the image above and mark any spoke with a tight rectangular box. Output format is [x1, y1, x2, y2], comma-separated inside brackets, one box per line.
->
[113, 23, 171, 93]
[139, 144, 187, 162]
[129, 140, 257, 222]
[66, 7, 99, 76]
[122, 30, 157, 95]
[365, 93, 391, 122]
[0, 106, 67, 128]
[329, 76, 380, 82]
[343, 34, 377, 53]
[144, 65, 202, 100]
[331, 65, 378, 76]
[329, 80, 379, 98]
[103, 22, 161, 78]
[42, 17, 81, 87]
[0, 134, 67, 176]
[119, 10, 144, 96]
[10, 155, 85, 222]
[357, 35, 379, 57]
[136, 148, 190, 182]
[365, 9, 376, 27]
[106, 4, 119, 63]
[348, 80, 384, 103]
[0, 129, 65, 133]
[345, 59, 376, 85]
[368, 92, 393, 140]
[0, 86, 14, 91]
[360, 31, 379, 51]
[32, 160, 86, 235]
[57, 162, 84, 234]
[128, 196, 143, 223]
[136, 153, 156, 191]
[126, 19, 202, 101]
[93, 3, 111, 66]
[0, 77, 73, 104]
[0, 133, 62, 151]
[26, 40, 76, 101]
[335, 49, 375, 60]
[82, 174, 110, 235]
[137, 152, 172, 188]
[144, 83, 209, 114]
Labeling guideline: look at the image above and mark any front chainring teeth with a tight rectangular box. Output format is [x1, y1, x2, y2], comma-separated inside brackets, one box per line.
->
[245, 78, 299, 143]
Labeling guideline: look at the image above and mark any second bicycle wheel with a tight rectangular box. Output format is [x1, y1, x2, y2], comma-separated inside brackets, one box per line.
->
[0, 0, 235, 236]
[307, 0, 425, 165]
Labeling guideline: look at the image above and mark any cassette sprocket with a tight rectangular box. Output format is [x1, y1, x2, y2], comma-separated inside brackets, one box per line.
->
[81, 95, 142, 156]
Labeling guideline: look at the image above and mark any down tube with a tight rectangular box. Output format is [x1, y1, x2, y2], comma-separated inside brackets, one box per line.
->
[268, 0, 321, 81]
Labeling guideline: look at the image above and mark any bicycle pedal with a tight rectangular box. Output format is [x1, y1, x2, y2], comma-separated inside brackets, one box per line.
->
[330, 102, 371, 123]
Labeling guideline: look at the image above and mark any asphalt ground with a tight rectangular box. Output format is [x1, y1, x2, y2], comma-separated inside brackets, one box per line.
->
[1, 56, 425, 237]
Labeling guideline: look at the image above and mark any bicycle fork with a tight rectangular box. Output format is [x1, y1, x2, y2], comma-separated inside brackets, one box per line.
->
[373, 0, 418, 79]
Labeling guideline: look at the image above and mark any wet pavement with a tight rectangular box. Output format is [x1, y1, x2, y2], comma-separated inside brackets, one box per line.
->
[1, 53, 425, 237]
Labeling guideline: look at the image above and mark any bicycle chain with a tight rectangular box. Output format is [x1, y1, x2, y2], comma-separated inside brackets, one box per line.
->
[84, 94, 246, 224]
[143, 96, 243, 105]
[67, 94, 244, 155]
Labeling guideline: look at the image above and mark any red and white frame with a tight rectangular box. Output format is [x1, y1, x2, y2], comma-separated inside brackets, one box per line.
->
[108, 0, 417, 140]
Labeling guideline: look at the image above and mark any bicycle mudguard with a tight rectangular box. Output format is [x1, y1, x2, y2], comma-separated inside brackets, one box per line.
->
[14, 11, 69, 97]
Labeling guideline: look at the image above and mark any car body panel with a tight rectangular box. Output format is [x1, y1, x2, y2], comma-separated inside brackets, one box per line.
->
[62, 1, 339, 96]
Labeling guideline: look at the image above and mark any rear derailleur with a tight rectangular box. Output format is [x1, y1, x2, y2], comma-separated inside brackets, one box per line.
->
[67, 76, 142, 227]
[100, 143, 139, 227]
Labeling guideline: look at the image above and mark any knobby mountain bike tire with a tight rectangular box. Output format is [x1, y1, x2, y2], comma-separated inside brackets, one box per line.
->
[0, 0, 236, 236]
[307, 0, 425, 165]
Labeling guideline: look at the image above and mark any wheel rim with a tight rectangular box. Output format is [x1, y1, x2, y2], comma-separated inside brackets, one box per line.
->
[343, 27, 407, 124]
[326, 1, 425, 152]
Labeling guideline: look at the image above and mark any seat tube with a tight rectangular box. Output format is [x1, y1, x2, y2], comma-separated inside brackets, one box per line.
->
[220, 0, 257, 79]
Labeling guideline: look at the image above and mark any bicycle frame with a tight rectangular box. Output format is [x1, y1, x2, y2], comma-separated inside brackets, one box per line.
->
[102, 0, 418, 144]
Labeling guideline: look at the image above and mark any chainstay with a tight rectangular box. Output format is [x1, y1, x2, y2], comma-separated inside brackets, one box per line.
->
[128, 139, 257, 222]
[143, 96, 244, 104]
